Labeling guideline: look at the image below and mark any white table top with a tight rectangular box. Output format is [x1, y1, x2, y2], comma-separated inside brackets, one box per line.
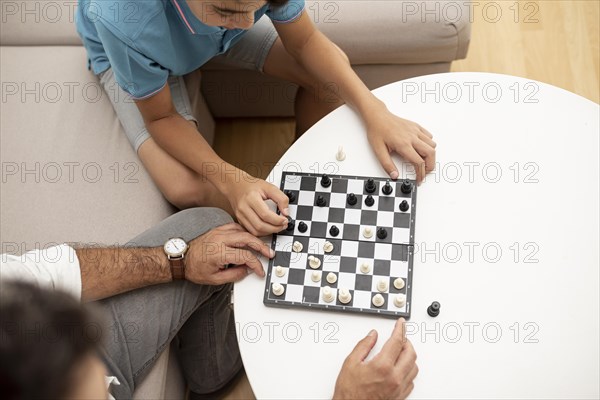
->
[234, 72, 600, 399]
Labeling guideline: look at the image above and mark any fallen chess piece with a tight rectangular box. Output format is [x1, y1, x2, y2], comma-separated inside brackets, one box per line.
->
[427, 301, 441, 317]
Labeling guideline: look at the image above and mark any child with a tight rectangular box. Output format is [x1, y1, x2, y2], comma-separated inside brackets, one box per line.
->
[76, 0, 436, 236]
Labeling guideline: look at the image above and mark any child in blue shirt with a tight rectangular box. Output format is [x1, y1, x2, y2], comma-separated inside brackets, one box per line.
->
[76, 0, 436, 236]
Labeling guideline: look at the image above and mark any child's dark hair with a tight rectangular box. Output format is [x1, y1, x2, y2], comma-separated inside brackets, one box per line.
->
[267, 0, 290, 5]
[0, 281, 104, 400]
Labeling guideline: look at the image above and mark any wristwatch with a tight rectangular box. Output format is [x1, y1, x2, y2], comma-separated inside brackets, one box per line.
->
[163, 237, 189, 280]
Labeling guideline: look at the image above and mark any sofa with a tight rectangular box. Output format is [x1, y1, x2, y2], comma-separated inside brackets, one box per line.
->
[0, 1, 470, 398]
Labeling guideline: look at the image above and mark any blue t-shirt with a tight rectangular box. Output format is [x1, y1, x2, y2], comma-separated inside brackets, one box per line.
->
[75, 0, 305, 99]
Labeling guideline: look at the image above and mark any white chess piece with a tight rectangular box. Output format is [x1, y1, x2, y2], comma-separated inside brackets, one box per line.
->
[323, 241, 334, 253]
[275, 266, 286, 277]
[272, 283, 285, 296]
[326, 272, 337, 284]
[336, 146, 346, 161]
[372, 293, 385, 307]
[338, 288, 352, 304]
[292, 241, 303, 253]
[393, 277, 405, 290]
[311, 270, 322, 282]
[360, 262, 371, 274]
[363, 227, 373, 239]
[322, 286, 335, 303]
[394, 294, 406, 308]
[377, 279, 389, 293]
[308, 255, 321, 269]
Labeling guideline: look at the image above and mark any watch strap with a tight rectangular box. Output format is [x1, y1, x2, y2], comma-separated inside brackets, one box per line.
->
[170, 257, 185, 280]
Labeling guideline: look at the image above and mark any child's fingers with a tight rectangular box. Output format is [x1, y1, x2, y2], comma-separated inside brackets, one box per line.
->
[263, 183, 290, 216]
[418, 125, 434, 138]
[253, 197, 288, 227]
[244, 207, 285, 236]
[399, 146, 425, 183]
[413, 140, 436, 174]
[373, 142, 400, 180]
[418, 131, 437, 148]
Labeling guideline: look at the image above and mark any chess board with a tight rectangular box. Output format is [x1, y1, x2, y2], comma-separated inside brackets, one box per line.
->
[263, 172, 417, 319]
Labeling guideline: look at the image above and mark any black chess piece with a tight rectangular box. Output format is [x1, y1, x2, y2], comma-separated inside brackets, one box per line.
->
[316, 195, 327, 207]
[365, 195, 374, 207]
[382, 180, 393, 195]
[427, 301, 441, 317]
[320, 174, 331, 188]
[399, 200, 410, 212]
[377, 227, 388, 240]
[329, 225, 340, 237]
[400, 180, 413, 194]
[285, 190, 296, 203]
[298, 221, 308, 233]
[365, 178, 376, 193]
[347, 193, 357, 206]
[286, 216, 295, 232]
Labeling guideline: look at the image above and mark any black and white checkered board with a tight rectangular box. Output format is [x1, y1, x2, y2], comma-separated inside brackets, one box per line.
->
[263, 172, 417, 319]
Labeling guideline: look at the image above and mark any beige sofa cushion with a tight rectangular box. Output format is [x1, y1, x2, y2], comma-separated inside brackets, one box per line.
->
[0, 45, 174, 250]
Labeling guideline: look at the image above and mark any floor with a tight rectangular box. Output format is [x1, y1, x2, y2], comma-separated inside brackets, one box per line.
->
[214, 1, 599, 398]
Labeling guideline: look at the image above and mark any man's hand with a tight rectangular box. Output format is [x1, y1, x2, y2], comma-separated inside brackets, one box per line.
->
[222, 169, 290, 237]
[333, 319, 418, 400]
[185, 223, 273, 284]
[367, 110, 436, 184]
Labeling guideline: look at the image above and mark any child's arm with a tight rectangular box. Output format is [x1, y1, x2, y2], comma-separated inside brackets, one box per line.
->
[273, 12, 437, 183]
[134, 84, 289, 236]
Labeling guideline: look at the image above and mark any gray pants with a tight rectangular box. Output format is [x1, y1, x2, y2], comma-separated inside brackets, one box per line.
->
[96, 208, 242, 399]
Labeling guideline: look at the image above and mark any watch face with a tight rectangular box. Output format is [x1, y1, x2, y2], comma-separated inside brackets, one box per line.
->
[164, 238, 188, 257]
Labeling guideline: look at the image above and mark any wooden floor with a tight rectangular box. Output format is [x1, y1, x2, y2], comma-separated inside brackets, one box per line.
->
[216, 1, 599, 398]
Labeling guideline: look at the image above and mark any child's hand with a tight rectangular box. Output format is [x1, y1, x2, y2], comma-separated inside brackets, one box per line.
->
[224, 170, 290, 236]
[366, 110, 436, 183]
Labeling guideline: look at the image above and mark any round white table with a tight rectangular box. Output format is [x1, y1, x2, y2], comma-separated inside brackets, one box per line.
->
[234, 73, 599, 399]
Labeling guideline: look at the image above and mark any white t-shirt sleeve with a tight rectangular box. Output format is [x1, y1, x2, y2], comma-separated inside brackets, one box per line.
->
[1, 244, 82, 300]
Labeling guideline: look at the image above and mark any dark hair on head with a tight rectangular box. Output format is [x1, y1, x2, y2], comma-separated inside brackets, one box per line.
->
[266, 0, 290, 5]
[0, 281, 104, 400]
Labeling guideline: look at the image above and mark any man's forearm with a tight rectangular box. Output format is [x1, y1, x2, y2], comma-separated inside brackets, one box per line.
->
[76, 246, 171, 302]
[146, 114, 234, 194]
[297, 31, 387, 119]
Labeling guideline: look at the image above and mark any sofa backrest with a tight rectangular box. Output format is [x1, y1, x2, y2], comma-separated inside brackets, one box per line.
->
[0, 0, 82, 45]
[1, 0, 471, 63]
